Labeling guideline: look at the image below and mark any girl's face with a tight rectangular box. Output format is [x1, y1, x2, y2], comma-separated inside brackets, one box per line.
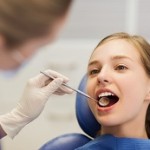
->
[87, 39, 150, 135]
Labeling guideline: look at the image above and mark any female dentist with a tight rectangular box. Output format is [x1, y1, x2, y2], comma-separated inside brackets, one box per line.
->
[0, 0, 73, 139]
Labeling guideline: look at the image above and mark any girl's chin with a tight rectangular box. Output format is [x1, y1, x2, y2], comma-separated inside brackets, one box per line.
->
[95, 116, 120, 127]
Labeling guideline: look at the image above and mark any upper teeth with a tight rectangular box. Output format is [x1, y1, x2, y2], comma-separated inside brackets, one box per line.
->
[98, 92, 114, 98]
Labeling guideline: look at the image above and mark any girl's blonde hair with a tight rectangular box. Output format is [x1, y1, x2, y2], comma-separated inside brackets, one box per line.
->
[95, 32, 150, 138]
[0, 0, 72, 48]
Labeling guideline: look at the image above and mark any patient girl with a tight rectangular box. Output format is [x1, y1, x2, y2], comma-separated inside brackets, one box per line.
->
[76, 32, 150, 149]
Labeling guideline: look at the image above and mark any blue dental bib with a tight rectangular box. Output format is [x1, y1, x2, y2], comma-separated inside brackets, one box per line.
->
[75, 134, 150, 150]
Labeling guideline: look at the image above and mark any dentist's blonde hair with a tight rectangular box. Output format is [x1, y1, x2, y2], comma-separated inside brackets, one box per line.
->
[94, 32, 150, 138]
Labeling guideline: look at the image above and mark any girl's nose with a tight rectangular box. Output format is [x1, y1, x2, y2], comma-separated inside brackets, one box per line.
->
[97, 67, 111, 85]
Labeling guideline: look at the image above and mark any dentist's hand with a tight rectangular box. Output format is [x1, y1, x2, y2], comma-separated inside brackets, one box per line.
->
[0, 69, 73, 139]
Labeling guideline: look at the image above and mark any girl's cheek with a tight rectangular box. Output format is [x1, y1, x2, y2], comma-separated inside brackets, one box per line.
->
[87, 81, 94, 94]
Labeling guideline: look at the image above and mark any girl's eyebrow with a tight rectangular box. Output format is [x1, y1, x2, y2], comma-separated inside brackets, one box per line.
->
[111, 55, 134, 62]
[88, 55, 134, 67]
[88, 60, 99, 67]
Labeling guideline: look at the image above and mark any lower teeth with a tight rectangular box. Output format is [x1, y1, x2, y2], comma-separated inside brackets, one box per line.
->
[98, 97, 110, 107]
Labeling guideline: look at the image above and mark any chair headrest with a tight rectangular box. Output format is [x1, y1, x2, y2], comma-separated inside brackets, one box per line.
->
[75, 75, 100, 138]
[39, 133, 91, 150]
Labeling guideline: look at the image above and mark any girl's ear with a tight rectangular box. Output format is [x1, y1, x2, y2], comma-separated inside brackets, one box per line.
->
[145, 83, 150, 101]
[146, 92, 150, 101]
[145, 81, 150, 101]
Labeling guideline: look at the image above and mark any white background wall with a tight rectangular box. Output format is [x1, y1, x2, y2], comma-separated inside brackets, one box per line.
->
[0, 0, 150, 149]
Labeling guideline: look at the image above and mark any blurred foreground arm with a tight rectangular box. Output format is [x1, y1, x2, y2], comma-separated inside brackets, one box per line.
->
[0, 70, 72, 139]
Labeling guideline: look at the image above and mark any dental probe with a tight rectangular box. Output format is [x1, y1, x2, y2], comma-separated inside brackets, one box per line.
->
[40, 71, 97, 103]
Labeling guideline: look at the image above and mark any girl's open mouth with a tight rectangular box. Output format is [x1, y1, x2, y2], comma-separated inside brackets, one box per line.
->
[97, 92, 119, 107]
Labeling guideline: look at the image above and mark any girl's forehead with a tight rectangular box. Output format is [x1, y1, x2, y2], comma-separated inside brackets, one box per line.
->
[96, 39, 134, 50]
[89, 39, 141, 64]
[92, 39, 140, 57]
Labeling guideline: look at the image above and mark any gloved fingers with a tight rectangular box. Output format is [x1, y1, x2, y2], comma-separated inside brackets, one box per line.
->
[25, 69, 73, 97]
[44, 69, 69, 83]
[29, 69, 70, 88]
[53, 91, 65, 95]
[53, 85, 73, 95]
[43, 70, 73, 94]
[28, 72, 51, 87]
[45, 77, 64, 95]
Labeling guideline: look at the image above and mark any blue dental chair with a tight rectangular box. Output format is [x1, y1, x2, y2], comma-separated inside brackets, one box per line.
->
[39, 75, 100, 150]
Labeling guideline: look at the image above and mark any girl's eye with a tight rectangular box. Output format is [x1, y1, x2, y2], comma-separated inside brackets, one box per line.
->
[115, 64, 127, 71]
[88, 69, 100, 75]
